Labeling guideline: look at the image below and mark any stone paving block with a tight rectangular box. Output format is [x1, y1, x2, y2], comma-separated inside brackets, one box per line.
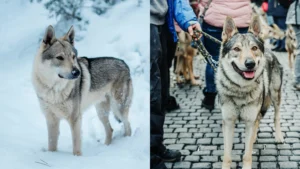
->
[259, 156, 276, 161]
[196, 138, 211, 144]
[167, 144, 184, 150]
[279, 162, 298, 168]
[184, 145, 197, 151]
[191, 163, 211, 169]
[164, 133, 178, 139]
[200, 156, 218, 162]
[184, 156, 200, 162]
[261, 162, 277, 169]
[173, 162, 191, 169]
[178, 138, 196, 144]
[178, 133, 192, 138]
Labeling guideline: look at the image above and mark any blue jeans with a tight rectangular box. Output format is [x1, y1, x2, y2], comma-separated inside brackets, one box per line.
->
[202, 22, 248, 93]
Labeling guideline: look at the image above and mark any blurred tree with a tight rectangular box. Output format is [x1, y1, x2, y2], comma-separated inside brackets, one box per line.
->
[30, 0, 125, 40]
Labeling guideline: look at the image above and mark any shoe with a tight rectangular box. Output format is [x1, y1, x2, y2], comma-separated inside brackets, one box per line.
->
[165, 96, 180, 111]
[151, 154, 167, 169]
[158, 149, 181, 162]
[201, 88, 217, 111]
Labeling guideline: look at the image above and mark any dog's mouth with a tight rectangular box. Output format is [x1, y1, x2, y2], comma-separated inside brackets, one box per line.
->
[231, 62, 255, 80]
[58, 74, 64, 78]
[58, 74, 79, 80]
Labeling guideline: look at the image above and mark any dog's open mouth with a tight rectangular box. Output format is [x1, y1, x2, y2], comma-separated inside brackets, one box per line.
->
[231, 62, 255, 80]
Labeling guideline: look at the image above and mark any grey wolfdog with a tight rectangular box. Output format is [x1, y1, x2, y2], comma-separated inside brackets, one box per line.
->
[32, 25, 133, 156]
[216, 16, 284, 169]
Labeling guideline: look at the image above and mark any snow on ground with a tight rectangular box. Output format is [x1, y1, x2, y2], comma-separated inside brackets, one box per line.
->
[0, 1, 149, 169]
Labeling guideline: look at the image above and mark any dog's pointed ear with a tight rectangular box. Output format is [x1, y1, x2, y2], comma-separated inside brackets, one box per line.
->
[43, 25, 55, 45]
[248, 15, 261, 36]
[64, 26, 75, 45]
[222, 16, 238, 42]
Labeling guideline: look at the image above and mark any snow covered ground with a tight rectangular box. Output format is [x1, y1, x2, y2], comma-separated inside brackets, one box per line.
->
[0, 1, 149, 169]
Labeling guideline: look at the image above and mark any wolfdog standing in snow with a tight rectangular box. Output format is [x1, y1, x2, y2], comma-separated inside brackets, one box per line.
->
[32, 25, 133, 155]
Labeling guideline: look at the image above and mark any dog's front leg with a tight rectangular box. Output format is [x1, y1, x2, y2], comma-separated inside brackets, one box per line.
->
[222, 119, 236, 169]
[242, 121, 256, 169]
[222, 105, 237, 169]
[45, 112, 60, 152]
[69, 111, 82, 156]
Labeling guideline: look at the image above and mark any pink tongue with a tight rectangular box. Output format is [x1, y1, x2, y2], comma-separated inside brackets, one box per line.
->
[243, 71, 255, 78]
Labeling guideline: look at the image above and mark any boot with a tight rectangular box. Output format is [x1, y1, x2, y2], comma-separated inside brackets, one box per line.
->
[201, 88, 217, 111]
[165, 95, 180, 112]
[158, 149, 181, 162]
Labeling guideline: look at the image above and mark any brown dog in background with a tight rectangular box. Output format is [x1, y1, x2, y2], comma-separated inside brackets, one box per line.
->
[175, 31, 200, 86]
[285, 25, 297, 71]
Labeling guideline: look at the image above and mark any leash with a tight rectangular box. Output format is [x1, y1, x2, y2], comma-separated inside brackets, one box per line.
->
[191, 0, 220, 72]
[192, 29, 221, 72]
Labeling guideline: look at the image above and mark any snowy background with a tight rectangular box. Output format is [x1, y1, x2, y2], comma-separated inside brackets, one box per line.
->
[0, 0, 149, 169]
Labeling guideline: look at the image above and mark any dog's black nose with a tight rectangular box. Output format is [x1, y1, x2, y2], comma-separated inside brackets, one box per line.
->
[245, 58, 256, 69]
[71, 68, 80, 77]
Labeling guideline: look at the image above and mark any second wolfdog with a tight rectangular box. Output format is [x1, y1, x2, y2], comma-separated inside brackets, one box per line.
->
[32, 26, 133, 155]
[216, 16, 284, 169]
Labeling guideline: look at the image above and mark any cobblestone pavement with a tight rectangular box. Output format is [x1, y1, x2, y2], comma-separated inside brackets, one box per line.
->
[164, 51, 300, 169]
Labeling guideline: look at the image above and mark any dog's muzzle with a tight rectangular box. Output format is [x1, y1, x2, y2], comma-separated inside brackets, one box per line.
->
[58, 68, 80, 79]
[232, 62, 255, 80]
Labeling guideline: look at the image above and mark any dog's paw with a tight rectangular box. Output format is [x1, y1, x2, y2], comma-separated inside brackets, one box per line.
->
[105, 139, 112, 145]
[275, 135, 284, 143]
[191, 81, 201, 86]
[242, 166, 252, 169]
[48, 147, 57, 152]
[73, 151, 82, 156]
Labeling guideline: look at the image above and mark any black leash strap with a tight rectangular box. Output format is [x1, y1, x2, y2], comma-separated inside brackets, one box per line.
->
[192, 30, 220, 72]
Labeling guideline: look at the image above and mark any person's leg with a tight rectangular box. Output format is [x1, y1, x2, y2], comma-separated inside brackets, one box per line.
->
[165, 25, 179, 111]
[273, 16, 287, 51]
[292, 25, 300, 89]
[150, 24, 181, 166]
[201, 22, 222, 111]
[150, 24, 167, 169]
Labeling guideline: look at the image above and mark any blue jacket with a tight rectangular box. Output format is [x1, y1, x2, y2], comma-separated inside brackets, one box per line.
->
[167, 0, 198, 42]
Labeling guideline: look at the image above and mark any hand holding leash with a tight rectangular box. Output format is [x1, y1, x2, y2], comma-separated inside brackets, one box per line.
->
[187, 22, 202, 40]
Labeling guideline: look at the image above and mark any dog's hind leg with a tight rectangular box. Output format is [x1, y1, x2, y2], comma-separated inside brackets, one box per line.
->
[111, 79, 132, 137]
[45, 113, 60, 152]
[95, 98, 113, 145]
[183, 57, 189, 81]
[187, 56, 199, 86]
[175, 55, 183, 84]
[288, 51, 293, 70]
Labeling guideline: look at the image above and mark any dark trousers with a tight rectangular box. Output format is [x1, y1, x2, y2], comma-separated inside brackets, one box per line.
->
[273, 16, 287, 49]
[150, 23, 177, 169]
[150, 23, 168, 154]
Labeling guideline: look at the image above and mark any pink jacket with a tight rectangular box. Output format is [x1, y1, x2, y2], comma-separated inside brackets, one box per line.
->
[199, 0, 252, 28]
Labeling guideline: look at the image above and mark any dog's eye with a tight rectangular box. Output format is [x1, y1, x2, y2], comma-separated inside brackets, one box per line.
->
[72, 55, 75, 60]
[252, 46, 258, 51]
[56, 56, 64, 60]
[233, 47, 241, 52]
